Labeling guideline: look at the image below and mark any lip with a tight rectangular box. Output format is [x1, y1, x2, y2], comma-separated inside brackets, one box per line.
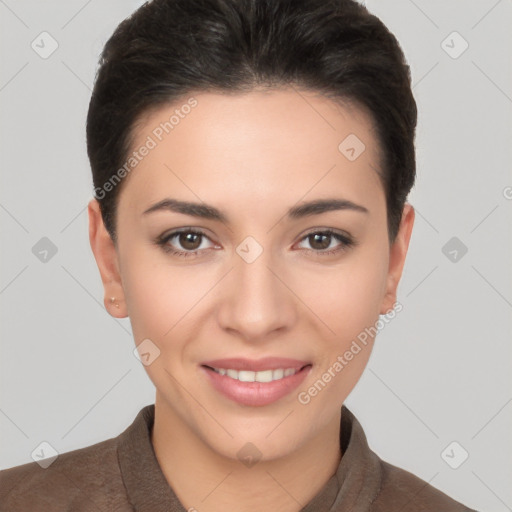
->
[200, 358, 312, 407]
[201, 357, 310, 372]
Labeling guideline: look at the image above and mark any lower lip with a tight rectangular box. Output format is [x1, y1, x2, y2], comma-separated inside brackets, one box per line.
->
[201, 365, 312, 407]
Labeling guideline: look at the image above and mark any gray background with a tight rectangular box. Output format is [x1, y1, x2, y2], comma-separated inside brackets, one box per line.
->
[1, 1, 511, 510]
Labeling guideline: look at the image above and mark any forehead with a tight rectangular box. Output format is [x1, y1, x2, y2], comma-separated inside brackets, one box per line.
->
[121, 87, 384, 216]
[133, 87, 378, 154]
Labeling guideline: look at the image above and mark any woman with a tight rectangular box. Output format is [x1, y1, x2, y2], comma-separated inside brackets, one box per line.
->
[0, 0, 478, 510]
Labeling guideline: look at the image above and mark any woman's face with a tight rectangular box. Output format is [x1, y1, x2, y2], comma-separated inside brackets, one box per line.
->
[89, 87, 414, 461]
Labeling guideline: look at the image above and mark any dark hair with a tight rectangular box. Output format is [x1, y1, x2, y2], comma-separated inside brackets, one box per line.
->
[86, 0, 417, 245]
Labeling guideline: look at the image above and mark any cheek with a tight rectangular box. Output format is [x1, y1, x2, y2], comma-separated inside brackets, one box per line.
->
[121, 249, 215, 342]
[295, 255, 388, 414]
[300, 251, 389, 342]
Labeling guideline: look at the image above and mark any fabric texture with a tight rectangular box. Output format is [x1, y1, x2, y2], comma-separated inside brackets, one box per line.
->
[0, 404, 478, 511]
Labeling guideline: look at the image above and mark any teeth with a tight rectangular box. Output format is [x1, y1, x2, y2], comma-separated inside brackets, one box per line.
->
[273, 369, 284, 380]
[238, 370, 256, 382]
[211, 367, 300, 382]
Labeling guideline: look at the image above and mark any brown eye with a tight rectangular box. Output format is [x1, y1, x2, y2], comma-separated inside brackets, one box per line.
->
[178, 232, 203, 251]
[156, 228, 215, 258]
[297, 229, 355, 256]
[308, 233, 332, 251]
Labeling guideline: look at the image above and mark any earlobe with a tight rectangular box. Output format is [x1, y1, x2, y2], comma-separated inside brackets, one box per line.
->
[379, 203, 415, 315]
[87, 198, 128, 318]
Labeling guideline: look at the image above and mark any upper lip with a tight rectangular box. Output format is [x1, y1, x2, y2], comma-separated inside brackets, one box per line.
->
[201, 357, 311, 372]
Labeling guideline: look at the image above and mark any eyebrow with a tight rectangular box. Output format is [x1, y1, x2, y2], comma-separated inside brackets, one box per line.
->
[142, 197, 369, 223]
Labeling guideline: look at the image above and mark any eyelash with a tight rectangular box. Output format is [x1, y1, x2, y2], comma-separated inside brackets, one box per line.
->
[155, 228, 356, 259]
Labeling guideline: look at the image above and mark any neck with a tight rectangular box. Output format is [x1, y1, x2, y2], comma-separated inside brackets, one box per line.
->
[151, 396, 342, 512]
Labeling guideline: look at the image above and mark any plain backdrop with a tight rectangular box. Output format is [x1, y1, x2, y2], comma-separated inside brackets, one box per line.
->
[1, 1, 511, 510]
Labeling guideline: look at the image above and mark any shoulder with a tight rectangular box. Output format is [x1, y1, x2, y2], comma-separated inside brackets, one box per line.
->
[0, 436, 131, 512]
[340, 406, 478, 511]
[372, 459, 478, 512]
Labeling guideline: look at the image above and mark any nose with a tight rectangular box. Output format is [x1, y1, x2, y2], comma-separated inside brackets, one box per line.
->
[216, 247, 297, 343]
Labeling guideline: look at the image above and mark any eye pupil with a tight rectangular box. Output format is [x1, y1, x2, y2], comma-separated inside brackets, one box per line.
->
[180, 232, 201, 250]
[310, 233, 330, 250]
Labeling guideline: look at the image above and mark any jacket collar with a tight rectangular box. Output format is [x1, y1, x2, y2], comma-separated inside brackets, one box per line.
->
[117, 404, 382, 511]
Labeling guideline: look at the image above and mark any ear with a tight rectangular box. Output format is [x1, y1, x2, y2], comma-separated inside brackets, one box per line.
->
[88, 198, 128, 318]
[379, 203, 415, 315]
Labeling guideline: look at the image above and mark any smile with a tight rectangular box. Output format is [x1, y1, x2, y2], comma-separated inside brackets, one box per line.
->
[208, 367, 300, 382]
[200, 358, 312, 406]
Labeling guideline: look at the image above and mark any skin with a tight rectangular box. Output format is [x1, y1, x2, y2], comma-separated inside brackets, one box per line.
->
[88, 87, 414, 512]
